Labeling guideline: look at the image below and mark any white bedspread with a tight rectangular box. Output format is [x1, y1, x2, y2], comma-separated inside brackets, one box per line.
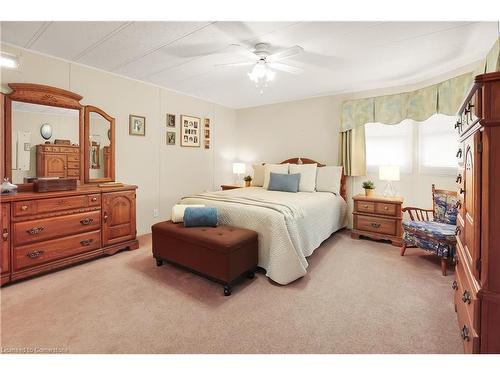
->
[180, 187, 347, 285]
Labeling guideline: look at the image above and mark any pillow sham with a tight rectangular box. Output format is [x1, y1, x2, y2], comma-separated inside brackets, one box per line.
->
[316, 166, 343, 195]
[267, 172, 301, 193]
[252, 163, 265, 187]
[263, 163, 289, 189]
[289, 163, 317, 192]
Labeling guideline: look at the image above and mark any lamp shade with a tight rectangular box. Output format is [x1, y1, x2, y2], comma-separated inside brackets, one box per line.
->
[379, 166, 400, 181]
[232, 162, 246, 174]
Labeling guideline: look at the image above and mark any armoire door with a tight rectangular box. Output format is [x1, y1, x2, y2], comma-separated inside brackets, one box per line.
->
[1, 203, 11, 284]
[463, 132, 481, 279]
[44, 154, 67, 177]
[102, 191, 136, 246]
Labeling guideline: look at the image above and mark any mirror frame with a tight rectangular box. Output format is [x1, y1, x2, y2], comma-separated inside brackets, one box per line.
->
[2, 83, 84, 190]
[84, 105, 115, 183]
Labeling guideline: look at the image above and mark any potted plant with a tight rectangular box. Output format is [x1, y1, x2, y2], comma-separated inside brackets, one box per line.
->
[362, 180, 375, 197]
[243, 175, 253, 187]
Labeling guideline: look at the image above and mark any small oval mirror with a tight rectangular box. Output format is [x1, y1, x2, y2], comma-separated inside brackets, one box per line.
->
[40, 123, 52, 140]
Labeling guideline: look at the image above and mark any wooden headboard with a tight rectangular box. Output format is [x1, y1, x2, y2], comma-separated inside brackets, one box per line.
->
[280, 158, 347, 201]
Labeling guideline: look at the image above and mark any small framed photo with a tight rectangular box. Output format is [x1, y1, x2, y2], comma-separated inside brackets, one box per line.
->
[129, 114, 146, 136]
[204, 118, 210, 128]
[180, 115, 201, 147]
[166, 131, 176, 145]
[167, 113, 175, 127]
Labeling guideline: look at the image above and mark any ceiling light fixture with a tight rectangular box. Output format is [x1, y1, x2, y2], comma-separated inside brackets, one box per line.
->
[247, 60, 276, 94]
[0, 53, 20, 69]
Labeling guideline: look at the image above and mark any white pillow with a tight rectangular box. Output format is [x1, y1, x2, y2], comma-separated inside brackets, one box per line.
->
[289, 163, 317, 192]
[263, 163, 289, 189]
[316, 166, 343, 195]
[252, 164, 265, 187]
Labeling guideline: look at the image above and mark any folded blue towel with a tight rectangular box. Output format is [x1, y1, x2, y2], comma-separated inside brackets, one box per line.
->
[183, 206, 218, 227]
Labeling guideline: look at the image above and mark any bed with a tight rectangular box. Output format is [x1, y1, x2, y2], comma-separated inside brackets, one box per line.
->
[180, 158, 348, 285]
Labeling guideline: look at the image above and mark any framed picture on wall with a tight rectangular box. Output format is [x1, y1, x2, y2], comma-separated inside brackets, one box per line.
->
[167, 113, 175, 127]
[129, 114, 146, 136]
[204, 118, 211, 149]
[166, 131, 176, 145]
[180, 115, 201, 147]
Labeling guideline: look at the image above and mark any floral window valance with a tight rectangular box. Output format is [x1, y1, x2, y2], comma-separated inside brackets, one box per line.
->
[341, 72, 473, 131]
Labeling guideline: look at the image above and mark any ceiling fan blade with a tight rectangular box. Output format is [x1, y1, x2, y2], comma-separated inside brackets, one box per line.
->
[267, 45, 304, 62]
[268, 62, 303, 75]
[227, 43, 260, 61]
[214, 61, 255, 68]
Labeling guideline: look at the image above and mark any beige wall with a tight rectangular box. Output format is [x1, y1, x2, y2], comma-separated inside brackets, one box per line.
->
[1, 44, 237, 235]
[235, 62, 480, 227]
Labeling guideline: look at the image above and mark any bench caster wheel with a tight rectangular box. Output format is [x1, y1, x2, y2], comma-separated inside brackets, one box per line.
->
[247, 271, 255, 279]
[223, 285, 232, 296]
[156, 258, 164, 267]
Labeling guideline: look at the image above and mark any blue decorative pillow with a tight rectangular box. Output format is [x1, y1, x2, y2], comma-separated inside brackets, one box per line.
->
[183, 207, 218, 227]
[267, 172, 301, 193]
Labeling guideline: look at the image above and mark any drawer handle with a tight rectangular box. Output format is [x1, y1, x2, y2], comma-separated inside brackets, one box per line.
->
[371, 223, 381, 228]
[452, 280, 458, 290]
[91, 197, 98, 202]
[460, 325, 470, 342]
[456, 149, 462, 158]
[2, 229, 8, 241]
[467, 102, 474, 111]
[454, 120, 461, 129]
[103, 212, 108, 223]
[383, 206, 388, 211]
[26, 227, 44, 235]
[26, 250, 44, 259]
[462, 290, 472, 305]
[80, 218, 94, 225]
[20, 205, 29, 211]
[363, 205, 368, 209]
[459, 188, 464, 195]
[455, 201, 462, 210]
[80, 239, 93, 246]
[456, 174, 462, 183]
[455, 227, 461, 236]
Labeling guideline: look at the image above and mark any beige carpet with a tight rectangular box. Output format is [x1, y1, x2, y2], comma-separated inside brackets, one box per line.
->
[0, 231, 462, 354]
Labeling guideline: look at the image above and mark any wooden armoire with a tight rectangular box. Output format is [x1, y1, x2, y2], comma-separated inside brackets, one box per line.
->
[453, 71, 500, 353]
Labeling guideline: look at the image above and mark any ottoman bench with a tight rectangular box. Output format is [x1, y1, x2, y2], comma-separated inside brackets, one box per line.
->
[151, 221, 258, 296]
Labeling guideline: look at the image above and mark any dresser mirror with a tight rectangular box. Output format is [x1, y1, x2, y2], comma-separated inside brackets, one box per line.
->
[3, 83, 85, 188]
[84, 106, 115, 183]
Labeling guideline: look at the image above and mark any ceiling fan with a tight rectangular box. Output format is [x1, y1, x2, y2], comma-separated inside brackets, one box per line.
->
[215, 43, 304, 92]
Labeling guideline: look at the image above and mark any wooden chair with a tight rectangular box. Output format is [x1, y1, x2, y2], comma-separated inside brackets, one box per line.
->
[401, 184, 459, 276]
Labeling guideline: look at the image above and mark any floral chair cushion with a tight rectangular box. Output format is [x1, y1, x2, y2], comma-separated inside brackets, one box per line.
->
[402, 220, 457, 259]
[433, 191, 459, 225]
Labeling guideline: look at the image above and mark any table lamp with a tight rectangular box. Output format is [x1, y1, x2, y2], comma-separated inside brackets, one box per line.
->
[379, 165, 400, 197]
[232, 162, 246, 185]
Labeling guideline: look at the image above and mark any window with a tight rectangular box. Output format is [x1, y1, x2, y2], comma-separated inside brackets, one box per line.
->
[365, 114, 458, 175]
[365, 120, 413, 173]
[418, 114, 458, 175]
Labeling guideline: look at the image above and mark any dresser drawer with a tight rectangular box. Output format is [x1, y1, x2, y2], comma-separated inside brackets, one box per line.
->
[456, 244, 480, 330]
[67, 155, 80, 162]
[356, 200, 375, 213]
[355, 215, 396, 236]
[67, 162, 80, 169]
[67, 169, 80, 177]
[375, 202, 397, 216]
[455, 272, 480, 353]
[13, 230, 101, 271]
[13, 210, 101, 246]
[13, 194, 101, 217]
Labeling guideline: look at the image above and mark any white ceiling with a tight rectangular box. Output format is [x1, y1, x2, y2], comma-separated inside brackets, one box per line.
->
[1, 21, 498, 108]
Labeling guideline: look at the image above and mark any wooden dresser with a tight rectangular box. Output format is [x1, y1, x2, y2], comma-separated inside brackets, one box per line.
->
[452, 71, 500, 353]
[351, 194, 403, 246]
[0, 185, 138, 285]
[36, 144, 81, 179]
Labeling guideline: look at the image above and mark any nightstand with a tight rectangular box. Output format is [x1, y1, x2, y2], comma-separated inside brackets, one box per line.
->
[351, 194, 403, 246]
[221, 184, 245, 191]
